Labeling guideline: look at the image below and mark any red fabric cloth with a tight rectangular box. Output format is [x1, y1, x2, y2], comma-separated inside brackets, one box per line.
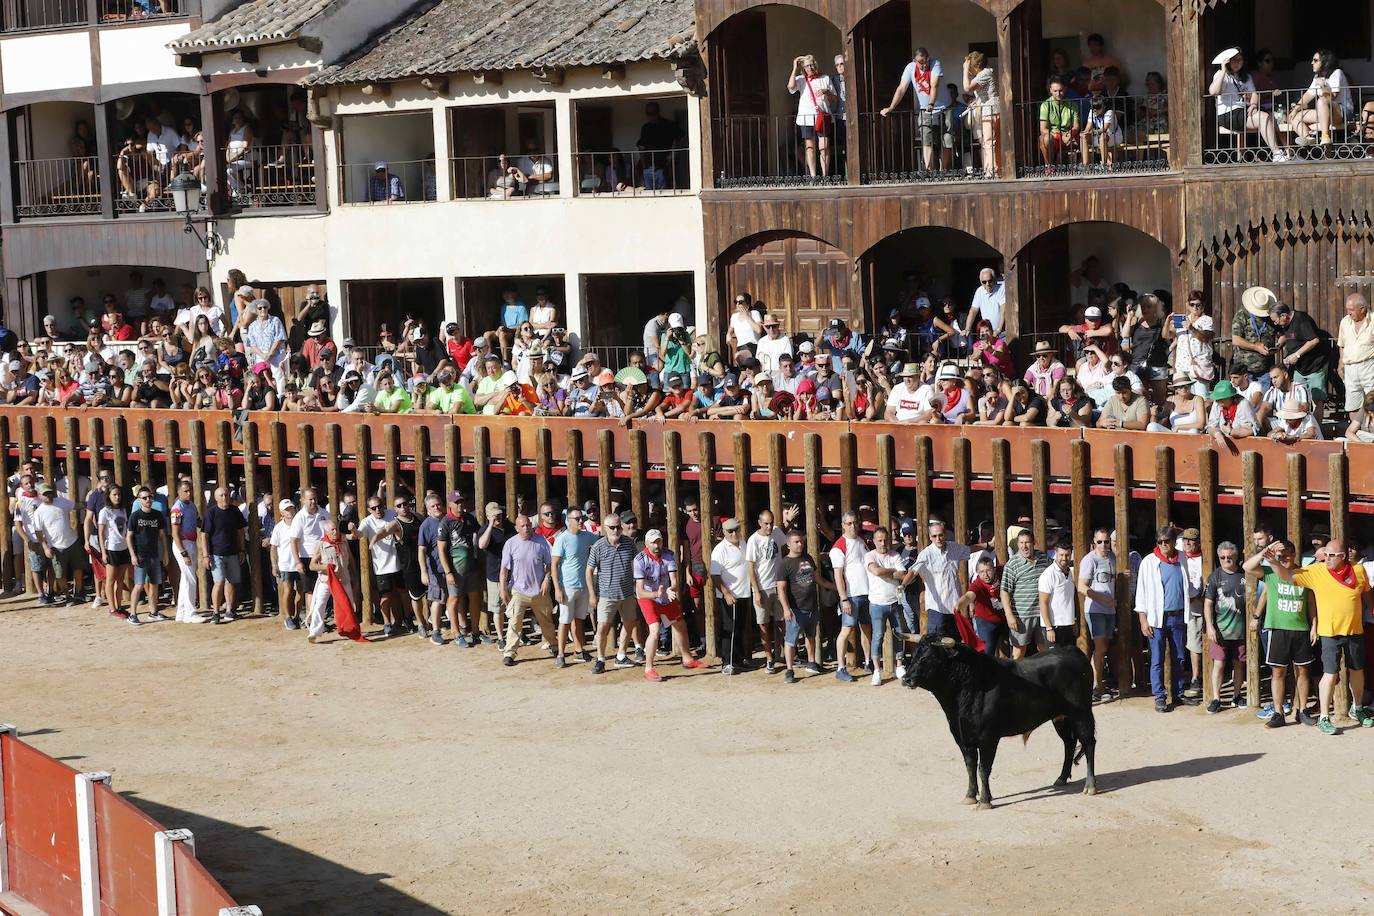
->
[1329, 562, 1357, 589]
[953, 610, 985, 653]
[323, 534, 365, 642]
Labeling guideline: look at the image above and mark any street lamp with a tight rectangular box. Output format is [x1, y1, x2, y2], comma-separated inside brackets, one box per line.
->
[167, 171, 204, 239]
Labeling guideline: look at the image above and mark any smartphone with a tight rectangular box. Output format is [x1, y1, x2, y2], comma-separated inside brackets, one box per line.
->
[1171, 314, 1185, 330]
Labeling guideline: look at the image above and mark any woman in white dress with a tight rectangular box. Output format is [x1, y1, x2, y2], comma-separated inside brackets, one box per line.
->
[224, 108, 254, 196]
[1288, 48, 1352, 149]
[787, 54, 837, 179]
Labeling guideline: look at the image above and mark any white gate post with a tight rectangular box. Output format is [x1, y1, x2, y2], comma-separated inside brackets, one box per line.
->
[155, 828, 195, 916]
[75, 771, 112, 916]
[0, 723, 16, 894]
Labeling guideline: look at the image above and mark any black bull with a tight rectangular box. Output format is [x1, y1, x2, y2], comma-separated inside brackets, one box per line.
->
[901, 634, 1098, 808]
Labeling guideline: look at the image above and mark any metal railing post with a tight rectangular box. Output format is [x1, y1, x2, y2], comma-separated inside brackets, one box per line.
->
[75, 770, 113, 916]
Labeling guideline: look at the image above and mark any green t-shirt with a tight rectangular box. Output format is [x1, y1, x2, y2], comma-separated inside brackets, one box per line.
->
[659, 334, 691, 376]
[1002, 553, 1051, 619]
[426, 385, 476, 415]
[372, 387, 412, 414]
[1039, 98, 1079, 132]
[1261, 572, 1309, 631]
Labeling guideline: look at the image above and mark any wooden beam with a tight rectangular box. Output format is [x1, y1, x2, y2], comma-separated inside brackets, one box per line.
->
[420, 75, 449, 94]
[732, 431, 749, 527]
[502, 427, 517, 517]
[1071, 439, 1091, 655]
[1113, 444, 1133, 699]
[1198, 447, 1218, 705]
[471, 425, 488, 512]
[242, 421, 264, 616]
[768, 432, 785, 527]
[565, 429, 582, 515]
[991, 438, 1010, 565]
[1030, 439, 1048, 550]
[596, 430, 613, 528]
[698, 431, 719, 664]
[629, 429, 647, 526]
[951, 436, 970, 550]
[535, 427, 552, 511]
[362, 82, 390, 97]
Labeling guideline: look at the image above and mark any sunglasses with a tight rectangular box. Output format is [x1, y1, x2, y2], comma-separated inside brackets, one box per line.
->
[604, 524, 621, 531]
[1093, 539, 1110, 544]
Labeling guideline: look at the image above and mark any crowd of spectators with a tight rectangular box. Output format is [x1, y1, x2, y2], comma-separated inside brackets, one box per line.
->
[4, 256, 1371, 441]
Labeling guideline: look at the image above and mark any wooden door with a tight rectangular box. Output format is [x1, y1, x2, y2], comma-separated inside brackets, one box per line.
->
[726, 235, 856, 336]
[583, 274, 624, 349]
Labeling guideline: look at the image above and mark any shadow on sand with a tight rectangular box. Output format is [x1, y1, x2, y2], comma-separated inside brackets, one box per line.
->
[125, 793, 448, 916]
[991, 752, 1264, 806]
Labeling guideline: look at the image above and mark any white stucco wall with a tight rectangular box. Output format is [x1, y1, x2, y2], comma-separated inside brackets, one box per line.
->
[0, 32, 92, 93]
[195, 44, 323, 78]
[1042, 0, 1168, 92]
[99, 22, 198, 86]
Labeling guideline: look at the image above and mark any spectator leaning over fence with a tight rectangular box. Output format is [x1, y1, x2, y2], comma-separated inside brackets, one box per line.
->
[1244, 538, 1314, 728]
[201, 486, 246, 624]
[1001, 529, 1051, 659]
[879, 46, 946, 173]
[1265, 539, 1374, 734]
[127, 486, 167, 625]
[1205, 379, 1257, 445]
[1256, 363, 1311, 431]
[1338, 293, 1374, 434]
[587, 513, 641, 673]
[1137, 525, 1201, 713]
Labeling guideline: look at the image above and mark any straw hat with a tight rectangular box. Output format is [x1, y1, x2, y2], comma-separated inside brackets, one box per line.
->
[1241, 286, 1277, 318]
[1278, 400, 1309, 421]
[1033, 339, 1055, 355]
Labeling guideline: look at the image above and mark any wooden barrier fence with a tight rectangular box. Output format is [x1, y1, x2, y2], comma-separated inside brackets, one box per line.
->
[2, 407, 1370, 713]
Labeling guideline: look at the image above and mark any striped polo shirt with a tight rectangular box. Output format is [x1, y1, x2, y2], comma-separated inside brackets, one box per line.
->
[588, 537, 637, 600]
[1002, 552, 1052, 619]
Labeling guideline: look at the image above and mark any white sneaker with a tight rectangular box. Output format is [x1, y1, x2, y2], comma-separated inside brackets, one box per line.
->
[1271, 151, 1291, 163]
[184, 613, 212, 624]
[871, 670, 882, 686]
[896, 665, 907, 680]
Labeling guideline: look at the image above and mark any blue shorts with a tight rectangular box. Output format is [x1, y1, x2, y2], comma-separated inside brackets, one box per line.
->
[1087, 613, 1116, 639]
[840, 595, 871, 628]
[277, 570, 301, 587]
[133, 557, 163, 586]
[27, 549, 48, 573]
[210, 554, 241, 584]
[786, 608, 817, 646]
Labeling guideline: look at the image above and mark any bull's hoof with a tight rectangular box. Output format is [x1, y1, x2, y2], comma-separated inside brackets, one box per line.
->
[976, 801, 993, 811]
[1053, 777, 1068, 787]
[960, 796, 977, 805]
[1083, 783, 1098, 796]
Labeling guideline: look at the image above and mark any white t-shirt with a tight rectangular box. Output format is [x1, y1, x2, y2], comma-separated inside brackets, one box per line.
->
[1078, 551, 1116, 617]
[745, 528, 787, 590]
[182, 303, 226, 337]
[891, 382, 935, 422]
[32, 498, 77, 550]
[1037, 562, 1077, 627]
[967, 547, 996, 580]
[146, 125, 183, 166]
[755, 334, 793, 372]
[710, 540, 751, 599]
[911, 542, 973, 615]
[1311, 69, 1352, 117]
[828, 535, 870, 598]
[270, 524, 299, 572]
[357, 512, 400, 575]
[790, 73, 836, 126]
[865, 548, 906, 606]
[1215, 72, 1255, 116]
[529, 304, 556, 328]
[289, 507, 329, 560]
[98, 506, 127, 552]
[971, 282, 1006, 332]
[731, 310, 763, 347]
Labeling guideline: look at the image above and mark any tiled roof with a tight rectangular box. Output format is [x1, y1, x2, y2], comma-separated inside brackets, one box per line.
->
[308, 0, 695, 85]
[170, 0, 337, 51]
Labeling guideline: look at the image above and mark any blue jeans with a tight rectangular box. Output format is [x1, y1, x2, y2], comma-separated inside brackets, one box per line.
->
[840, 595, 871, 628]
[972, 617, 1006, 656]
[897, 590, 919, 635]
[870, 602, 900, 666]
[925, 609, 954, 638]
[1149, 609, 1188, 702]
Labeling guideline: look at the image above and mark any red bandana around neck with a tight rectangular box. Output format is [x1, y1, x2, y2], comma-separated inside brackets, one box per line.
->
[1153, 546, 1178, 565]
[1328, 563, 1356, 589]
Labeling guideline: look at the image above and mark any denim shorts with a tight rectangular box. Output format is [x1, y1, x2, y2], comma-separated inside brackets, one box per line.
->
[133, 557, 163, 586]
[840, 594, 871, 628]
[27, 548, 48, 573]
[786, 608, 817, 645]
[210, 553, 241, 584]
[1087, 612, 1116, 639]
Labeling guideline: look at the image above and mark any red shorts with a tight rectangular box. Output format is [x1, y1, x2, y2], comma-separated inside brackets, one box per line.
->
[638, 598, 682, 626]
[86, 545, 106, 581]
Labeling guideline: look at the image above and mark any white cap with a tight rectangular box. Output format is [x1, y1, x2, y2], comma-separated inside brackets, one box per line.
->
[410, 327, 424, 341]
[937, 363, 962, 381]
[373, 160, 387, 171]
[498, 370, 517, 387]
[668, 313, 684, 328]
[236, 285, 254, 298]
[278, 498, 295, 511]
[798, 341, 815, 353]
[1084, 306, 1103, 319]
[645, 528, 663, 543]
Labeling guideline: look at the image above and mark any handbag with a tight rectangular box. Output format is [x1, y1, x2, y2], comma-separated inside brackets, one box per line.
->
[805, 76, 829, 134]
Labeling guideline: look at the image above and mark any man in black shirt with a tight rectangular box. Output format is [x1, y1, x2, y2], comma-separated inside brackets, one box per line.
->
[1271, 302, 1331, 420]
[476, 502, 513, 643]
[392, 493, 425, 633]
[776, 531, 828, 683]
[437, 491, 481, 646]
[127, 486, 168, 624]
[636, 101, 683, 190]
[201, 486, 247, 623]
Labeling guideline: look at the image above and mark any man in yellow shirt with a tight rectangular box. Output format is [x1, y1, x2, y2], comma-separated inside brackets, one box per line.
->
[1266, 538, 1374, 734]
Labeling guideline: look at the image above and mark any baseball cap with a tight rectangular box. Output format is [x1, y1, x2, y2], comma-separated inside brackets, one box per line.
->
[373, 160, 387, 171]
[722, 518, 741, 533]
[448, 490, 464, 504]
[645, 528, 663, 544]
[619, 510, 637, 525]
[236, 285, 255, 298]
[668, 313, 684, 328]
[899, 519, 918, 537]
[1084, 306, 1103, 319]
[666, 372, 685, 387]
[37, 483, 54, 495]
[278, 498, 295, 512]
[723, 373, 739, 387]
[473, 336, 490, 348]
[485, 501, 503, 518]
[798, 341, 815, 353]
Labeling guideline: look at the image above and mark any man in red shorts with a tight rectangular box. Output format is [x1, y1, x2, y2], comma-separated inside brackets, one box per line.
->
[634, 528, 703, 682]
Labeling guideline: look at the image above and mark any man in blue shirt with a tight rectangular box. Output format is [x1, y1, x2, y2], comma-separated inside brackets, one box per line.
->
[496, 286, 528, 361]
[366, 161, 404, 202]
[551, 506, 598, 666]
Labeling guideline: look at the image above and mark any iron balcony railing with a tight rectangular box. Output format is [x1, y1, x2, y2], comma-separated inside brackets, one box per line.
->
[573, 148, 691, 196]
[1203, 84, 1374, 165]
[224, 143, 316, 208]
[0, 0, 183, 31]
[859, 108, 999, 184]
[341, 159, 439, 205]
[711, 114, 849, 188]
[1017, 93, 1171, 178]
[16, 156, 100, 217]
[98, 0, 183, 22]
[448, 153, 561, 200]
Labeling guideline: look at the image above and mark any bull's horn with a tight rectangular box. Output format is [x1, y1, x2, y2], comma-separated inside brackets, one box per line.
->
[938, 636, 957, 647]
[900, 633, 922, 644]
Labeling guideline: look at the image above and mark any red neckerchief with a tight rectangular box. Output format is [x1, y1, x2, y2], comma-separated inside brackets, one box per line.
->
[324, 532, 341, 549]
[1328, 562, 1356, 589]
[913, 63, 933, 99]
[1219, 401, 1238, 425]
[445, 511, 460, 521]
[1185, 549, 1202, 559]
[943, 387, 964, 412]
[1153, 547, 1178, 565]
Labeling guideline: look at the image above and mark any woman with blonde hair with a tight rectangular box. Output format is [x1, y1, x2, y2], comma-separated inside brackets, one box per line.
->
[787, 54, 837, 179]
[963, 50, 1000, 178]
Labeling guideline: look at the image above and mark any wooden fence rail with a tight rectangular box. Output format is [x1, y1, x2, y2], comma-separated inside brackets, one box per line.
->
[1, 407, 1370, 710]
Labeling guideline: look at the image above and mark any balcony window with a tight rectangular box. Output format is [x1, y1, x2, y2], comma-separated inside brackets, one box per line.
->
[109, 93, 201, 213]
[0, 0, 184, 32]
[340, 112, 437, 204]
[449, 103, 560, 200]
[573, 96, 691, 196]
[217, 86, 316, 208]
[13, 101, 99, 218]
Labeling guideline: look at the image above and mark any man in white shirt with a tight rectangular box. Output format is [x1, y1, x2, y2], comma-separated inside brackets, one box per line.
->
[357, 496, 403, 636]
[887, 363, 937, 422]
[289, 488, 330, 596]
[865, 526, 915, 686]
[710, 518, 753, 675]
[755, 316, 794, 372]
[32, 483, 81, 604]
[746, 509, 789, 673]
[1038, 543, 1078, 646]
[963, 269, 1006, 338]
[771, 354, 802, 395]
[828, 511, 872, 682]
[143, 114, 183, 167]
[911, 520, 973, 638]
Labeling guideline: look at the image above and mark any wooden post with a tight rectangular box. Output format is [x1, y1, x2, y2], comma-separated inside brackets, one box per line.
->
[698, 430, 719, 664]
[355, 423, 375, 627]
[1286, 452, 1304, 551]
[1330, 451, 1350, 721]
[67, 418, 84, 530]
[914, 434, 933, 637]
[1071, 439, 1091, 655]
[596, 429, 613, 522]
[242, 421, 264, 616]
[215, 422, 231, 501]
[444, 425, 460, 507]
[767, 432, 785, 526]
[1030, 439, 1048, 554]
[838, 432, 856, 516]
[629, 429, 647, 525]
[1241, 451, 1261, 709]
[1154, 446, 1173, 530]
[1113, 444, 1134, 699]
[135, 419, 153, 492]
[732, 431, 749, 527]
[110, 417, 129, 492]
[565, 429, 582, 513]
[383, 425, 400, 506]
[188, 420, 209, 613]
[297, 423, 315, 497]
[664, 430, 683, 557]
[503, 427, 518, 514]
[16, 415, 31, 481]
[534, 427, 552, 511]
[991, 439, 1010, 565]
[1199, 447, 1219, 705]
[472, 425, 489, 512]
[324, 424, 342, 524]
[269, 422, 287, 511]
[952, 436, 970, 548]
[804, 432, 823, 668]
[415, 427, 432, 510]
[40, 415, 56, 490]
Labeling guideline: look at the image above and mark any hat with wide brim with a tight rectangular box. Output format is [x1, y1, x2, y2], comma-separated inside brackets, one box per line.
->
[898, 363, 920, 378]
[1033, 340, 1055, 355]
[1212, 47, 1242, 66]
[615, 366, 647, 386]
[1242, 286, 1277, 317]
[1210, 380, 1238, 400]
[307, 319, 326, 336]
[1278, 400, 1309, 421]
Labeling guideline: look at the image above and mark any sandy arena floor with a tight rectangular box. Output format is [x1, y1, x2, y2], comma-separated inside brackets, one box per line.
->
[3, 594, 1373, 915]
